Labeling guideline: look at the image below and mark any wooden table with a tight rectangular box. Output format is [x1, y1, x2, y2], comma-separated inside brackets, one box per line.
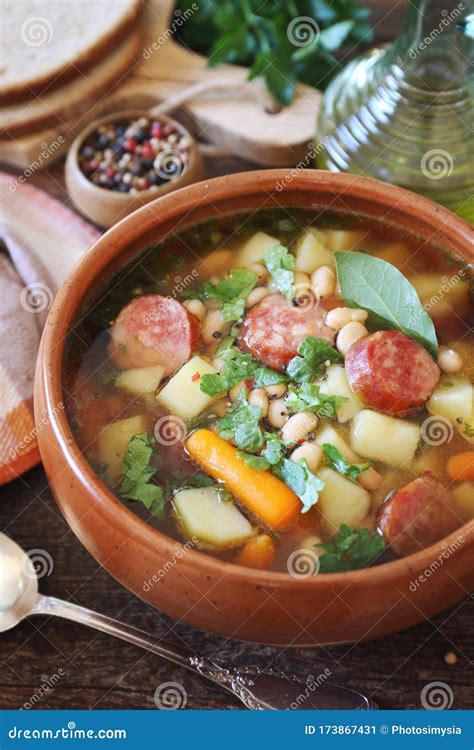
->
[1, 3, 473, 711]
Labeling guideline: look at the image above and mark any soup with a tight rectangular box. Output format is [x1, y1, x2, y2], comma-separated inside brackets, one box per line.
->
[65, 208, 473, 574]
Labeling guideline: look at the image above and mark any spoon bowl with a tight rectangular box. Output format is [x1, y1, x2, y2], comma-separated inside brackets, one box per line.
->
[0, 534, 38, 632]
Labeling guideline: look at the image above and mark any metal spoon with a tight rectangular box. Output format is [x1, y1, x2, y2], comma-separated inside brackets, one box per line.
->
[0, 533, 377, 710]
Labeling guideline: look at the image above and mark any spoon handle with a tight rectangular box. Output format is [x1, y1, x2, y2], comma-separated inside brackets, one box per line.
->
[33, 594, 195, 670]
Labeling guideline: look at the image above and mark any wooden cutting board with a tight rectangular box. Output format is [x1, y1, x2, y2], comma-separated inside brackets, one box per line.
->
[0, 0, 320, 169]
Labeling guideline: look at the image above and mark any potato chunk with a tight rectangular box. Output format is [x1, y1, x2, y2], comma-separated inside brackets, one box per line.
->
[452, 482, 474, 522]
[409, 272, 470, 321]
[97, 415, 146, 480]
[115, 364, 165, 396]
[351, 410, 421, 467]
[157, 355, 217, 420]
[173, 486, 255, 548]
[318, 364, 364, 423]
[314, 423, 359, 462]
[317, 467, 370, 536]
[428, 377, 474, 445]
[325, 229, 365, 252]
[294, 228, 334, 273]
[236, 231, 280, 266]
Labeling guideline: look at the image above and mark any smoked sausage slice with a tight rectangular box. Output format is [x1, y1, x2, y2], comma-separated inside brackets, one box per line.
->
[378, 472, 462, 556]
[109, 295, 201, 376]
[237, 293, 335, 370]
[345, 330, 440, 416]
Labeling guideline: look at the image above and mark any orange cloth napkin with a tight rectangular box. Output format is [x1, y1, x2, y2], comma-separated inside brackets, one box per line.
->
[0, 172, 100, 483]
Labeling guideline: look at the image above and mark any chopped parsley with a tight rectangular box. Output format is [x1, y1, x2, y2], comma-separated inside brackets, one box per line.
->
[120, 433, 165, 519]
[188, 268, 257, 322]
[285, 383, 346, 420]
[199, 348, 285, 397]
[322, 444, 371, 482]
[273, 458, 324, 513]
[316, 524, 386, 572]
[217, 396, 264, 452]
[263, 244, 296, 299]
[287, 336, 342, 382]
[237, 451, 270, 470]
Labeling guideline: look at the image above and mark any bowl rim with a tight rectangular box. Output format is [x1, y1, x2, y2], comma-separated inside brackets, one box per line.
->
[39, 168, 474, 589]
[65, 108, 199, 204]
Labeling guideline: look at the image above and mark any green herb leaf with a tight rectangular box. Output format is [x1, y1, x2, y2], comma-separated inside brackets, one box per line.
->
[322, 443, 371, 482]
[237, 451, 270, 471]
[263, 244, 296, 299]
[262, 434, 288, 465]
[253, 367, 288, 388]
[335, 251, 438, 358]
[198, 268, 258, 323]
[287, 336, 342, 382]
[317, 524, 385, 572]
[273, 458, 324, 513]
[319, 20, 354, 51]
[120, 433, 165, 519]
[286, 383, 346, 420]
[217, 397, 264, 452]
[200, 350, 257, 396]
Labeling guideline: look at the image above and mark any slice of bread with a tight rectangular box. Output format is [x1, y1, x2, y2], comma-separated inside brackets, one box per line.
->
[0, 0, 142, 103]
[0, 29, 142, 138]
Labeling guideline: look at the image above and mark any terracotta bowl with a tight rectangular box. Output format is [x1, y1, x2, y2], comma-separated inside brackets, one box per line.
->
[35, 170, 474, 646]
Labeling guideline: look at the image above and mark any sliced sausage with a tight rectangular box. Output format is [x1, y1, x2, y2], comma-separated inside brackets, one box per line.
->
[109, 295, 201, 376]
[378, 472, 462, 556]
[237, 293, 336, 370]
[345, 330, 440, 416]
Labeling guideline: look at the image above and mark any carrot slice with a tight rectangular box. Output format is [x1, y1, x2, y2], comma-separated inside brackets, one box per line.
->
[236, 535, 275, 570]
[447, 452, 474, 482]
[185, 429, 301, 530]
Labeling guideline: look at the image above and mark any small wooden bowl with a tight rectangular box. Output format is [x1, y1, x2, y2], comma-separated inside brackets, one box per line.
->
[65, 110, 203, 228]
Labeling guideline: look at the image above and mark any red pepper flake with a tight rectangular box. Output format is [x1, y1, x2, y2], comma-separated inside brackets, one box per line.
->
[191, 372, 201, 382]
[245, 379, 254, 389]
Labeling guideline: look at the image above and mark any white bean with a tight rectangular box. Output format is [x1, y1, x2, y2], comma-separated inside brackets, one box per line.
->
[326, 306, 368, 330]
[336, 321, 368, 357]
[248, 388, 269, 418]
[290, 442, 323, 473]
[438, 347, 464, 373]
[248, 263, 268, 285]
[229, 380, 247, 401]
[202, 309, 227, 344]
[281, 411, 318, 444]
[183, 298, 207, 321]
[293, 271, 311, 286]
[357, 466, 384, 491]
[212, 357, 225, 371]
[245, 286, 270, 308]
[301, 535, 324, 554]
[264, 383, 287, 398]
[311, 265, 336, 298]
[267, 399, 291, 429]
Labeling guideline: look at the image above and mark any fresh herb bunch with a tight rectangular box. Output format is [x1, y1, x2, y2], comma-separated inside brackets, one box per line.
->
[176, 0, 372, 105]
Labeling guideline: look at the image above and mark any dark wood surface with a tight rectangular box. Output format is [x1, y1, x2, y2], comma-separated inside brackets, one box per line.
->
[1, 0, 472, 712]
